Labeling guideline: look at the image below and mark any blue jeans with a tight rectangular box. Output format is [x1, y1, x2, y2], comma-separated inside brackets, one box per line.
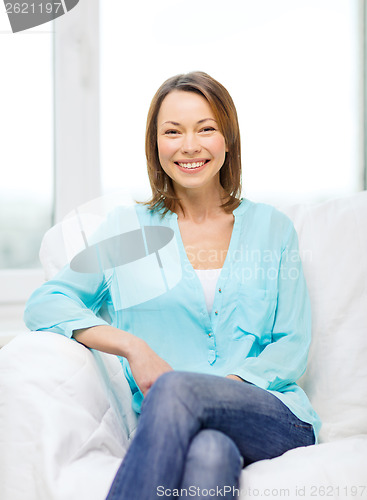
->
[106, 372, 315, 500]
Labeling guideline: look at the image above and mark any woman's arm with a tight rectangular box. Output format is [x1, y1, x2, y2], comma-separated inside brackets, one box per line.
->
[229, 223, 312, 391]
[73, 325, 173, 395]
[24, 261, 172, 395]
[24, 264, 111, 338]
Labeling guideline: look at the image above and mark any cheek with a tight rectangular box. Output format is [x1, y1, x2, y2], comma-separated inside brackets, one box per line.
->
[157, 138, 175, 163]
[210, 136, 227, 160]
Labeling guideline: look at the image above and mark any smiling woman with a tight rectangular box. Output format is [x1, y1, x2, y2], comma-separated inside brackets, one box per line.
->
[24, 71, 321, 500]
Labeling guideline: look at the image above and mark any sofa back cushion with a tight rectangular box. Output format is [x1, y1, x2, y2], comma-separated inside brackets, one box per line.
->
[277, 191, 367, 442]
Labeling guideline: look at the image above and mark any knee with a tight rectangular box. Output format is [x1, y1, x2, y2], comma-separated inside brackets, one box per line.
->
[148, 371, 192, 402]
[187, 430, 242, 470]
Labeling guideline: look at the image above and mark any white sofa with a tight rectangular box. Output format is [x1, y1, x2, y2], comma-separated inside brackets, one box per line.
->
[1, 192, 367, 500]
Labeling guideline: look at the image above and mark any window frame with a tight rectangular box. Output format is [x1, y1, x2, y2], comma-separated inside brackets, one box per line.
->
[364, 0, 367, 190]
[0, 0, 100, 335]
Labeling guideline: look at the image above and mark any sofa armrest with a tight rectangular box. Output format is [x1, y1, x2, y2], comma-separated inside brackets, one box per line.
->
[0, 331, 138, 500]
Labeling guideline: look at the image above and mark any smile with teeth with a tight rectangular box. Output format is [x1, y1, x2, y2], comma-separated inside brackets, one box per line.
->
[176, 160, 209, 169]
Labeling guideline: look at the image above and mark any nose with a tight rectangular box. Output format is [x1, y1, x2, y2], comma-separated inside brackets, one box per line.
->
[181, 132, 201, 155]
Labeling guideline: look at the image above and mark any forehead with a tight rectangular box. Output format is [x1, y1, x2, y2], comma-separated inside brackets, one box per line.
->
[157, 90, 215, 124]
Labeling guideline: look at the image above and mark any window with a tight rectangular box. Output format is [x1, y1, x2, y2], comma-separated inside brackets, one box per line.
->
[0, 1, 100, 338]
[100, 0, 364, 205]
[0, 14, 54, 340]
[0, 22, 53, 270]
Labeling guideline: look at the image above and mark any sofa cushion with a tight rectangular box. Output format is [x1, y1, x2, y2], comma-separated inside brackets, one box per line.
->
[277, 191, 367, 442]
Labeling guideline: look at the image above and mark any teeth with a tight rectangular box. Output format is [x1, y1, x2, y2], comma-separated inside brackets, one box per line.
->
[178, 161, 206, 169]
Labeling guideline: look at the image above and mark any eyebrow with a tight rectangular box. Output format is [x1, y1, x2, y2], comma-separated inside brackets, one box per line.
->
[161, 118, 217, 127]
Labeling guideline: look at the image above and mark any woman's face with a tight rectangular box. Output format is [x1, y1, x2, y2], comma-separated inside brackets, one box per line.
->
[156, 90, 227, 193]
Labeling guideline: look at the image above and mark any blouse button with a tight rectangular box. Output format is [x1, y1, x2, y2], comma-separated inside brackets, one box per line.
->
[215, 310, 218, 315]
[218, 288, 222, 293]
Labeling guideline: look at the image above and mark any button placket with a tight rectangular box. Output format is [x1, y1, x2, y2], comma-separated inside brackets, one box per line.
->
[204, 276, 226, 367]
[206, 325, 217, 364]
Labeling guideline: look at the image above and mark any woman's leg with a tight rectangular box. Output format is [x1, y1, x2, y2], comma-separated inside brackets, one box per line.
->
[106, 371, 315, 500]
[179, 429, 243, 499]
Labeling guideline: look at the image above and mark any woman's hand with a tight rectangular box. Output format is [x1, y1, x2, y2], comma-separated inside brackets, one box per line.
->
[126, 337, 173, 396]
[73, 325, 172, 397]
[226, 374, 244, 382]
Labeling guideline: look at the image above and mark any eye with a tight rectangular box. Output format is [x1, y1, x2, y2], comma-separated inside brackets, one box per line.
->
[200, 127, 216, 133]
[164, 129, 180, 135]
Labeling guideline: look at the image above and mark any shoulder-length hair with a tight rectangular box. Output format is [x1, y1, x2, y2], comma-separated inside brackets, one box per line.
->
[139, 71, 242, 217]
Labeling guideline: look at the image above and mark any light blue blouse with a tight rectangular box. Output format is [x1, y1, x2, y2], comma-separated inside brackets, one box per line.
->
[24, 198, 322, 441]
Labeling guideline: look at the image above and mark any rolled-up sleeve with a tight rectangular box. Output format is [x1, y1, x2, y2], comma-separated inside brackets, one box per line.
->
[233, 224, 312, 391]
[24, 264, 111, 339]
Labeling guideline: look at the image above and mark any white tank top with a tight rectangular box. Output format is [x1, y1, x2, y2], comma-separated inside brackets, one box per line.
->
[194, 268, 222, 315]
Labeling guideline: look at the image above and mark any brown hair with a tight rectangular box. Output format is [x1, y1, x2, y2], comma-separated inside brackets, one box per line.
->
[139, 71, 242, 217]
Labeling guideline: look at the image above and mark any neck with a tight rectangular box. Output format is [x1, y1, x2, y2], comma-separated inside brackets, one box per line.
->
[173, 183, 230, 223]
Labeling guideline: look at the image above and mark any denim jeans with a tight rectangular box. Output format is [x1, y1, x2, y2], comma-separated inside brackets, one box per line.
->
[106, 371, 315, 500]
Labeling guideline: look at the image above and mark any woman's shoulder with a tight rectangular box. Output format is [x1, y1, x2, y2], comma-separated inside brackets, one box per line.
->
[239, 197, 294, 228]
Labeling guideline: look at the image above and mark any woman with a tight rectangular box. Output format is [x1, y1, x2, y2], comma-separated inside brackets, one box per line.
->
[24, 71, 321, 499]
